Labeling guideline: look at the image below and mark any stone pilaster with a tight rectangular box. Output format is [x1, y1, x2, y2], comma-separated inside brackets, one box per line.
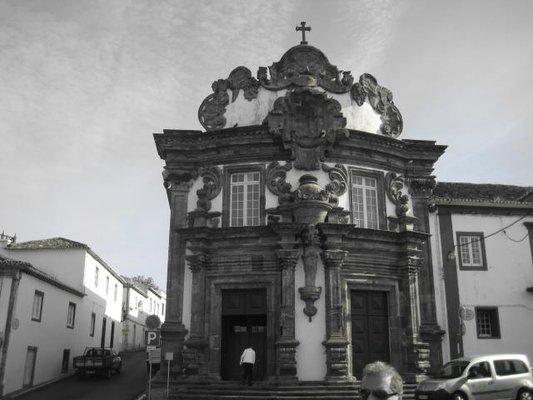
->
[275, 248, 300, 380]
[407, 175, 445, 372]
[399, 233, 431, 383]
[322, 249, 352, 382]
[183, 253, 209, 376]
[160, 172, 196, 375]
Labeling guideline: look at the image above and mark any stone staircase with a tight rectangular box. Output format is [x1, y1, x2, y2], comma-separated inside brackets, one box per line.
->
[166, 381, 417, 400]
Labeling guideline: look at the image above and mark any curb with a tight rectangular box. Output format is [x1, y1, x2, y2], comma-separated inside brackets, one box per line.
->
[134, 393, 147, 400]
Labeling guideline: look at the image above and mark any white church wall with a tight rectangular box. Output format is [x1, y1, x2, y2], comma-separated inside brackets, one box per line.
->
[222, 87, 382, 135]
[294, 257, 327, 380]
[451, 213, 533, 362]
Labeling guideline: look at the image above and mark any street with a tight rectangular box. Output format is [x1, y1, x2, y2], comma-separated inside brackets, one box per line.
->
[12, 351, 147, 400]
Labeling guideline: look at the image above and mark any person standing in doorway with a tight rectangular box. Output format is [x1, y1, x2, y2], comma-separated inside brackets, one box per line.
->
[240, 344, 255, 386]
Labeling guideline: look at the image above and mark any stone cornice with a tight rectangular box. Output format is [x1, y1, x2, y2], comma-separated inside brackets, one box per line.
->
[154, 126, 446, 176]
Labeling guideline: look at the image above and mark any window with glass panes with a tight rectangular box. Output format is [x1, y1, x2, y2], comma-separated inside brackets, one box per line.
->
[475, 307, 500, 338]
[457, 232, 486, 269]
[351, 175, 379, 229]
[230, 172, 261, 227]
[67, 302, 76, 328]
[31, 291, 44, 322]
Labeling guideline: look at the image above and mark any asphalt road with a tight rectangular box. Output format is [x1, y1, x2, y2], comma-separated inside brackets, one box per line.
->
[14, 350, 147, 400]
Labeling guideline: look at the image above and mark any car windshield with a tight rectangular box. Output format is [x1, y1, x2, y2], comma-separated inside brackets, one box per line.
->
[436, 360, 470, 379]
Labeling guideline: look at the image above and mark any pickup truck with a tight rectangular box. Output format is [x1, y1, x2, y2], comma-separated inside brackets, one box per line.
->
[73, 347, 122, 378]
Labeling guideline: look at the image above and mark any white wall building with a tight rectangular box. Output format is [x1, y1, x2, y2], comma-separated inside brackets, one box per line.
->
[121, 277, 166, 351]
[0, 237, 125, 397]
[430, 182, 533, 364]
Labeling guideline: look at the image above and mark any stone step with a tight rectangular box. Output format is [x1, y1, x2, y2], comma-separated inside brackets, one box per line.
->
[167, 383, 417, 400]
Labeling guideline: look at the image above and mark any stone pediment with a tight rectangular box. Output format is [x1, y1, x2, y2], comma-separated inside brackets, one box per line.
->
[197, 44, 403, 139]
[257, 45, 353, 93]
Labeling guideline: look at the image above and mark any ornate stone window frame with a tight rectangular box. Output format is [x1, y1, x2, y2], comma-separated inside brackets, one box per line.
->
[348, 167, 387, 230]
[222, 164, 266, 228]
[456, 232, 488, 271]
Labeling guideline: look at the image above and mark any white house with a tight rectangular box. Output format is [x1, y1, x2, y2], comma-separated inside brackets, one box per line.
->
[121, 277, 166, 351]
[430, 182, 533, 364]
[0, 236, 125, 396]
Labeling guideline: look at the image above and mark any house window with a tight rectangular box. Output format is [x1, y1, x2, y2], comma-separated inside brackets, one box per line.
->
[105, 276, 110, 295]
[90, 312, 96, 337]
[475, 307, 500, 339]
[61, 349, 70, 373]
[230, 172, 261, 227]
[67, 302, 76, 328]
[162, 303, 165, 316]
[95, 267, 99, 287]
[351, 174, 379, 229]
[150, 298, 153, 313]
[31, 290, 44, 322]
[113, 284, 118, 302]
[456, 232, 487, 270]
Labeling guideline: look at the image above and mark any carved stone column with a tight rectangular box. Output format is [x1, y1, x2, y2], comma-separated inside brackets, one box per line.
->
[275, 248, 300, 380]
[399, 233, 431, 383]
[407, 175, 445, 372]
[183, 253, 209, 376]
[323, 249, 352, 382]
[160, 171, 197, 375]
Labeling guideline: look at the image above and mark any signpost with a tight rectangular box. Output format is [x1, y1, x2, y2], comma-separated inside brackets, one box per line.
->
[165, 352, 173, 398]
[145, 315, 162, 400]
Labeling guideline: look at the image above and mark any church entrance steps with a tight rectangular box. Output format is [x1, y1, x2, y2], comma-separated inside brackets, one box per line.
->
[165, 382, 417, 400]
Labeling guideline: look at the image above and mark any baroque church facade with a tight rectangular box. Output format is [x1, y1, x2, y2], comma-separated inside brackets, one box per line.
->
[154, 33, 446, 384]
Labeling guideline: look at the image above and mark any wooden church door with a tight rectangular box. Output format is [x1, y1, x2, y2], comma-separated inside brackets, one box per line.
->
[221, 289, 267, 380]
[351, 290, 390, 378]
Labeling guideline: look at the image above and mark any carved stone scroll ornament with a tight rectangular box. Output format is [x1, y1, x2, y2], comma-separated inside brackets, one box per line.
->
[198, 66, 259, 131]
[298, 225, 322, 322]
[351, 73, 403, 138]
[257, 45, 354, 93]
[265, 161, 293, 206]
[385, 172, 410, 218]
[321, 163, 348, 205]
[188, 166, 222, 228]
[266, 89, 348, 170]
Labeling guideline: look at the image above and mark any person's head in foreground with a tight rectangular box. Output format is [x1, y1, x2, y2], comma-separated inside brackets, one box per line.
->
[360, 361, 403, 400]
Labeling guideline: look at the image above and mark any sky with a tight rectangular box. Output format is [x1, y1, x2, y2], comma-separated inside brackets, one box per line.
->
[1, 0, 532, 288]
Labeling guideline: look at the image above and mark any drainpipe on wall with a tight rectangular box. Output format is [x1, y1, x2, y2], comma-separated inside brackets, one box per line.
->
[0, 270, 21, 396]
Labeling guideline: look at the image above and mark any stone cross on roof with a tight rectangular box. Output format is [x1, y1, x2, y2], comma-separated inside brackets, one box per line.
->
[296, 21, 311, 45]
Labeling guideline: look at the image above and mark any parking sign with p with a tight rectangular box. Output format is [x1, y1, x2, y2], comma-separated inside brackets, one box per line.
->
[145, 330, 161, 346]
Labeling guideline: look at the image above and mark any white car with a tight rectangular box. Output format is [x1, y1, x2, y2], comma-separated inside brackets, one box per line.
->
[415, 354, 533, 400]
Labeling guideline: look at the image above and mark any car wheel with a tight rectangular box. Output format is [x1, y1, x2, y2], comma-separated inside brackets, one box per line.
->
[453, 392, 467, 400]
[518, 389, 532, 400]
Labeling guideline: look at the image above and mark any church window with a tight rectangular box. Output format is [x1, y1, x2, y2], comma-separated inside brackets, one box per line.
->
[351, 174, 379, 229]
[230, 172, 261, 227]
[456, 232, 487, 270]
[475, 307, 500, 339]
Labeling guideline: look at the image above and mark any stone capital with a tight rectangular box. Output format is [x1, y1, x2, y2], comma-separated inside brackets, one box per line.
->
[186, 253, 207, 273]
[163, 168, 199, 191]
[276, 249, 301, 270]
[406, 175, 437, 198]
[323, 249, 348, 269]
